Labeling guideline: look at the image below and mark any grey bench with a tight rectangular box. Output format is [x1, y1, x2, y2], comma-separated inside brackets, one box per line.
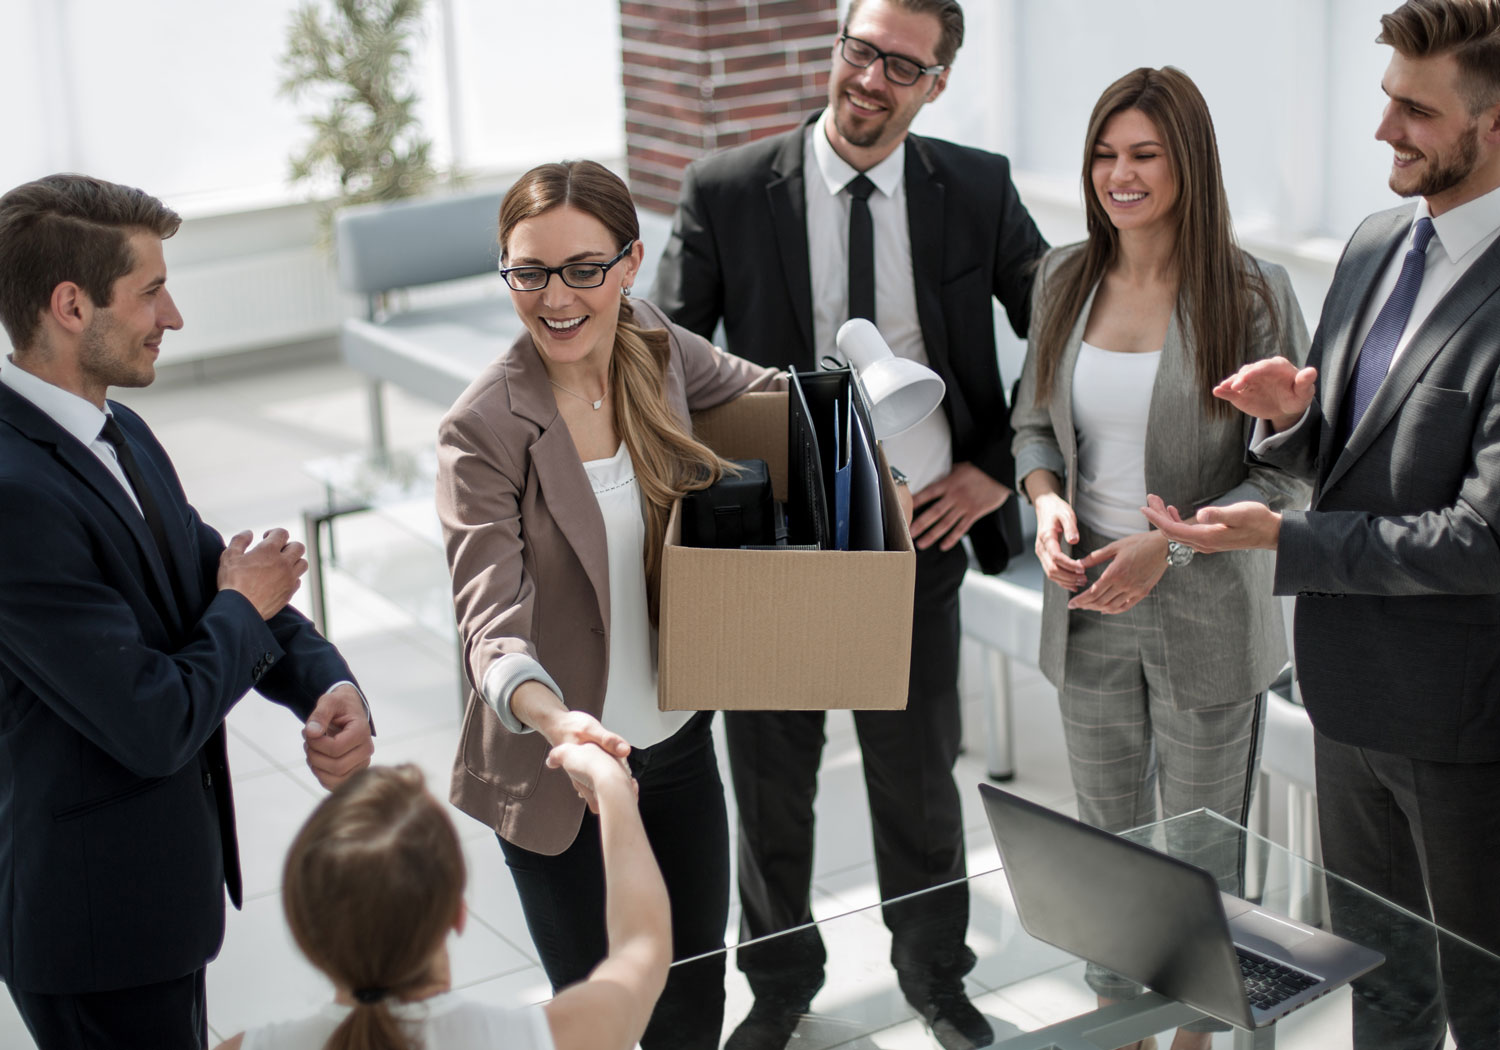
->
[335, 188, 524, 450]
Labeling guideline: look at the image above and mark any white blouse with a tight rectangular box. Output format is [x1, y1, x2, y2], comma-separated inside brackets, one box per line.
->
[1070, 340, 1160, 539]
[584, 443, 689, 749]
[240, 992, 553, 1050]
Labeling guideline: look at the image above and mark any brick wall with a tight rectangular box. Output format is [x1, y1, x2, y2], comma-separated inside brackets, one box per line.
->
[619, 0, 839, 214]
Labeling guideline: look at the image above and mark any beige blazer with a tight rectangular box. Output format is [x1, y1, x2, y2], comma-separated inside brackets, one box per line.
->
[1011, 246, 1311, 706]
[436, 298, 780, 854]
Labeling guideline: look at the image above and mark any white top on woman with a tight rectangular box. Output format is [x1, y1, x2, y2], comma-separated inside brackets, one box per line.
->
[239, 992, 554, 1050]
[1070, 339, 1161, 539]
[583, 442, 687, 748]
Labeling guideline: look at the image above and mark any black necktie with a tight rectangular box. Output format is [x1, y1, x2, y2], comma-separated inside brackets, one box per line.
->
[99, 415, 173, 563]
[846, 174, 877, 324]
[1344, 216, 1436, 436]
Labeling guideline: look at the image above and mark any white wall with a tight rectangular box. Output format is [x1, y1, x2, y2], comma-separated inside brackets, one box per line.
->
[1, 0, 1418, 361]
[915, 0, 1402, 243]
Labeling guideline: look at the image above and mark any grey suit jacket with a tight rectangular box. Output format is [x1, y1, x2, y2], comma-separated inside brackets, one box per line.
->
[1257, 204, 1500, 761]
[1012, 246, 1310, 706]
[436, 299, 780, 854]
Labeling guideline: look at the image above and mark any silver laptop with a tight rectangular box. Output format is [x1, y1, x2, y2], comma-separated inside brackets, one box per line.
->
[979, 783, 1384, 1029]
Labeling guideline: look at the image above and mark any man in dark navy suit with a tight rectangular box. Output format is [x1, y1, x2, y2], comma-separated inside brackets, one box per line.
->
[0, 174, 375, 1050]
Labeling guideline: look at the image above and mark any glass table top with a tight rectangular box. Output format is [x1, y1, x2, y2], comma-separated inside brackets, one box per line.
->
[669, 807, 1499, 1050]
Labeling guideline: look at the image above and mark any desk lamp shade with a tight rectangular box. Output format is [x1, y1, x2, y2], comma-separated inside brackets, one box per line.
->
[836, 318, 946, 440]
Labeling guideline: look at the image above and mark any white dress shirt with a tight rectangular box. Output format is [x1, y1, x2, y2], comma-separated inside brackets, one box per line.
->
[1254, 182, 1500, 451]
[804, 114, 953, 492]
[1, 355, 144, 515]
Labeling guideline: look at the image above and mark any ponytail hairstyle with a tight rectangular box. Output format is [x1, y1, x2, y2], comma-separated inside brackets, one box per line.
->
[498, 160, 737, 622]
[281, 764, 465, 1050]
[1030, 67, 1279, 419]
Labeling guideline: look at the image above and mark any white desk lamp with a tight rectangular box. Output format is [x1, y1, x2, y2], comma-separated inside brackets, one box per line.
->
[835, 318, 946, 440]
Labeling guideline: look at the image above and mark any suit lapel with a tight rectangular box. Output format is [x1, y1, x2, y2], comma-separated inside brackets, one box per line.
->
[905, 137, 949, 378]
[1318, 209, 1410, 479]
[1323, 211, 1499, 494]
[506, 336, 612, 631]
[107, 406, 204, 618]
[0, 386, 180, 616]
[1053, 284, 1095, 505]
[767, 123, 817, 366]
[1143, 308, 1200, 506]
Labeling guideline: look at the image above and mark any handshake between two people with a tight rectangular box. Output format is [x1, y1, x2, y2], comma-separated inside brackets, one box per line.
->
[1036, 357, 1318, 614]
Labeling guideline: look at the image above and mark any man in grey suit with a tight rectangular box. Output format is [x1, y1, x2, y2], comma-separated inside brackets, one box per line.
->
[1146, 1, 1500, 1045]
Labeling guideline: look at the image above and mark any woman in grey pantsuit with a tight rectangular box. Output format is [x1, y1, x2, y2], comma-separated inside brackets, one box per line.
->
[1010, 67, 1310, 1050]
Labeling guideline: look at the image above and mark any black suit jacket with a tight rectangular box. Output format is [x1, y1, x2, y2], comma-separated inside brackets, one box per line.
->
[1257, 205, 1500, 762]
[652, 114, 1048, 573]
[0, 384, 355, 993]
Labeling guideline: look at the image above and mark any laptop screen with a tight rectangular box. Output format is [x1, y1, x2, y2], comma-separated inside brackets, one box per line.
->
[979, 783, 1249, 1026]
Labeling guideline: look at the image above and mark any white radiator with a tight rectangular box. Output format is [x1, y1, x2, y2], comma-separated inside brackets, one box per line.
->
[163, 247, 349, 361]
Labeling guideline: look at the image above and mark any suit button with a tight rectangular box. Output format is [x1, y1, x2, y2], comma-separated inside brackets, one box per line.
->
[203, 771, 213, 789]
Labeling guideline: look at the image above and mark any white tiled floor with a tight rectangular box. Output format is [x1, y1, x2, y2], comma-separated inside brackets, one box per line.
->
[0, 357, 1349, 1049]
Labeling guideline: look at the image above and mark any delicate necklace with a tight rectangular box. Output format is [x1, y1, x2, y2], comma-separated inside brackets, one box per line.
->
[550, 377, 607, 411]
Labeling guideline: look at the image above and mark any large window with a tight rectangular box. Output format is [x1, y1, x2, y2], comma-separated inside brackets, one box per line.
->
[3, 0, 624, 211]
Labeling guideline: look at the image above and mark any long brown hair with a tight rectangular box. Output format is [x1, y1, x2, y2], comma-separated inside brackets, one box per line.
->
[498, 160, 735, 621]
[282, 764, 465, 1050]
[1030, 67, 1278, 419]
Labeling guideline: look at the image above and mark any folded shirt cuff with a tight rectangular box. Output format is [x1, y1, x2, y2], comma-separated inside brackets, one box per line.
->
[1249, 407, 1312, 455]
[321, 679, 375, 734]
[480, 654, 563, 735]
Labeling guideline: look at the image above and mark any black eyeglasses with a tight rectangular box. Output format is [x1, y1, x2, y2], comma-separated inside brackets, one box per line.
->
[499, 240, 635, 291]
[838, 33, 945, 87]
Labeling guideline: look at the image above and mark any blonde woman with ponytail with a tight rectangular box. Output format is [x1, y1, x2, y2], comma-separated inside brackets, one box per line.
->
[216, 756, 670, 1050]
[434, 160, 781, 1049]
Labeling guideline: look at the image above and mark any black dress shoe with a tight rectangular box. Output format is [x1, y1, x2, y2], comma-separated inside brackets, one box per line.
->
[909, 983, 994, 1050]
[723, 996, 811, 1050]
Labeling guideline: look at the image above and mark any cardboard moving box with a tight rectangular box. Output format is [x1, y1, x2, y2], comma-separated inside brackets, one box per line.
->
[659, 391, 915, 711]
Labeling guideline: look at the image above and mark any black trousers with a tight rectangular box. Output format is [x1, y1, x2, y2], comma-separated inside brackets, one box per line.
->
[8, 968, 207, 1050]
[726, 543, 972, 1005]
[500, 711, 730, 1050]
[1314, 730, 1500, 1050]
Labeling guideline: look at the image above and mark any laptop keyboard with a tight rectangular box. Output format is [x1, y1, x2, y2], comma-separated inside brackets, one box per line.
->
[1237, 948, 1318, 1010]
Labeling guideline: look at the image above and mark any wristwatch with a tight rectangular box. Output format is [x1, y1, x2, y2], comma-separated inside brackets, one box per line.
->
[1166, 540, 1195, 567]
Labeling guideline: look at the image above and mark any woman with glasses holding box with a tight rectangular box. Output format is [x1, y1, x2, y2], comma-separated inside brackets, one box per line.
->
[1010, 68, 1309, 1050]
[436, 160, 779, 1049]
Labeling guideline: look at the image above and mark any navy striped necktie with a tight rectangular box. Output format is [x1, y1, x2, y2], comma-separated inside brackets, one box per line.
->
[1345, 216, 1436, 433]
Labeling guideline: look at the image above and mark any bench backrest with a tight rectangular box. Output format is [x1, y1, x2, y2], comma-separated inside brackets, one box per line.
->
[334, 189, 506, 296]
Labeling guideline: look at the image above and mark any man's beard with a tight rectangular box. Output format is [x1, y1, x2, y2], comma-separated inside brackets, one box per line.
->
[1392, 122, 1480, 198]
[80, 316, 153, 391]
[833, 91, 895, 149]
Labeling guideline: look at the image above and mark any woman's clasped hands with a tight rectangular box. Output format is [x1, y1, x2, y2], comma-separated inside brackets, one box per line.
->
[1034, 490, 1172, 614]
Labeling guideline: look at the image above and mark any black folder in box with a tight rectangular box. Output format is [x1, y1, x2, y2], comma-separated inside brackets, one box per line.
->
[786, 367, 885, 551]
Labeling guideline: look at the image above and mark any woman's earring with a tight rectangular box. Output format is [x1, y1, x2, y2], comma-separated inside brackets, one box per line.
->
[622, 285, 633, 298]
